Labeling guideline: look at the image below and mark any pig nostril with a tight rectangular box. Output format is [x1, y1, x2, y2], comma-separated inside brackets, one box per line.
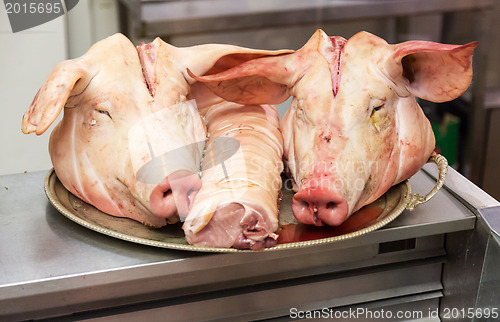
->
[150, 182, 176, 219]
[299, 200, 310, 211]
[163, 189, 172, 199]
[326, 202, 336, 209]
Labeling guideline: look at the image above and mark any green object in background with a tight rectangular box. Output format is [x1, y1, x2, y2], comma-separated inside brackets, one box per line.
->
[431, 113, 460, 168]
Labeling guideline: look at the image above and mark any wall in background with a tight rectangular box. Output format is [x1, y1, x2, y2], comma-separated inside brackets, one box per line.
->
[0, 0, 119, 176]
[0, 9, 67, 175]
[66, 0, 119, 59]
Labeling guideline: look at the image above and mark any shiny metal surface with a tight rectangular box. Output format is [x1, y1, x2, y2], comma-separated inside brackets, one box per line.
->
[0, 168, 477, 320]
[119, 0, 495, 38]
[422, 162, 500, 210]
[331, 291, 443, 322]
[82, 259, 444, 322]
[475, 233, 500, 320]
[440, 206, 500, 321]
[478, 206, 500, 236]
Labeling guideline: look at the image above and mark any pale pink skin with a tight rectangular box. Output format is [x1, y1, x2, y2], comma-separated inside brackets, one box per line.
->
[189, 29, 477, 226]
[182, 101, 284, 250]
[22, 33, 291, 228]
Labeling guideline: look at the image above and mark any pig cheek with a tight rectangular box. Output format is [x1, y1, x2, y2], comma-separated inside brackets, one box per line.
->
[49, 124, 88, 202]
[106, 139, 157, 215]
[291, 118, 318, 187]
[87, 122, 139, 206]
[355, 118, 398, 208]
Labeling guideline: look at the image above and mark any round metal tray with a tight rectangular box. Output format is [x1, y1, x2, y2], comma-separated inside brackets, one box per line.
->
[44, 155, 447, 252]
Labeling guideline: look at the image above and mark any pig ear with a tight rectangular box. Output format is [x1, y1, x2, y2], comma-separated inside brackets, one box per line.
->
[386, 40, 478, 102]
[186, 52, 298, 105]
[22, 60, 90, 135]
[185, 30, 334, 105]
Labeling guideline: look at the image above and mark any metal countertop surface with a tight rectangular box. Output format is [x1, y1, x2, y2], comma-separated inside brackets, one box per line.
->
[0, 166, 491, 285]
[0, 166, 496, 318]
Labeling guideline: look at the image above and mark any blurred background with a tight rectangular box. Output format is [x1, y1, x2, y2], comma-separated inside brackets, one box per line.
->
[1, 0, 499, 199]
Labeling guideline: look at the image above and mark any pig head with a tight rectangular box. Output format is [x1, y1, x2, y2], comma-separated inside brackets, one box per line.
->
[188, 30, 477, 226]
[22, 33, 291, 227]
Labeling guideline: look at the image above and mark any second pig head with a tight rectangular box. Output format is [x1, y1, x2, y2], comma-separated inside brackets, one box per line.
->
[189, 29, 477, 226]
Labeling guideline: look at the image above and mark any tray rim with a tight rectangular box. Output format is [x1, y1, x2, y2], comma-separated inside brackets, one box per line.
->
[44, 168, 411, 253]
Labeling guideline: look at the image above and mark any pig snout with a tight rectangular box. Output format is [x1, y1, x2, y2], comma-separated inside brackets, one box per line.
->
[292, 188, 348, 226]
[150, 169, 202, 219]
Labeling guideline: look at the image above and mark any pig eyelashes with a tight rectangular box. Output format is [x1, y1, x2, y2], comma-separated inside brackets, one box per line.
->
[91, 106, 113, 126]
[368, 96, 386, 117]
[371, 104, 384, 115]
[95, 108, 112, 119]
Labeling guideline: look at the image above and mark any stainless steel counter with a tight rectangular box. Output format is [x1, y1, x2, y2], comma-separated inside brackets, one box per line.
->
[0, 167, 496, 321]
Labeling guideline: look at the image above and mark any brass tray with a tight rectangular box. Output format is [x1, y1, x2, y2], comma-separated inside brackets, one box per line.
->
[44, 155, 448, 252]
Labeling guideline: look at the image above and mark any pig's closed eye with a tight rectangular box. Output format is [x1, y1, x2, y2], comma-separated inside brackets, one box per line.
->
[95, 108, 112, 119]
[370, 104, 389, 132]
[371, 104, 384, 115]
